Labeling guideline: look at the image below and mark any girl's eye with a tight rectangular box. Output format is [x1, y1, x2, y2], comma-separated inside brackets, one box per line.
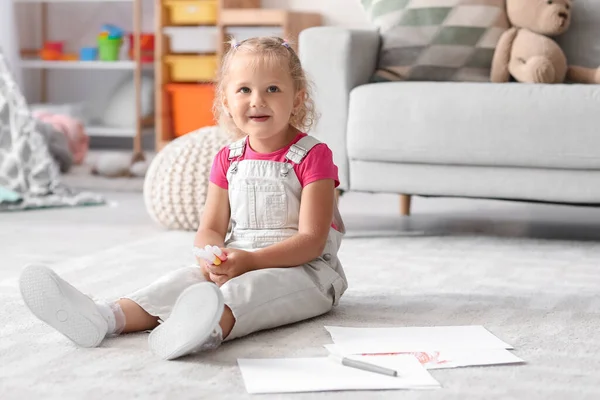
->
[267, 86, 280, 93]
[239, 87, 250, 94]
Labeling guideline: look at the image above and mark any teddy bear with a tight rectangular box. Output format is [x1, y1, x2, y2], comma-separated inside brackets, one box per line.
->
[491, 0, 600, 84]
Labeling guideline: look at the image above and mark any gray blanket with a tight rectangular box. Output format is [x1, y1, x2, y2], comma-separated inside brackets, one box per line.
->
[0, 50, 104, 211]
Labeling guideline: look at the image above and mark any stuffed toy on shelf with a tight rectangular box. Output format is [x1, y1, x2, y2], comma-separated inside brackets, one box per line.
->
[491, 0, 600, 84]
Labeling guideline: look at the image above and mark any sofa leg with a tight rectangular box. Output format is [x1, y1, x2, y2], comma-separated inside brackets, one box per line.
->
[400, 194, 411, 216]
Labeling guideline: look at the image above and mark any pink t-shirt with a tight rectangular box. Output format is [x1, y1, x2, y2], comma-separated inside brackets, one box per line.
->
[209, 133, 340, 189]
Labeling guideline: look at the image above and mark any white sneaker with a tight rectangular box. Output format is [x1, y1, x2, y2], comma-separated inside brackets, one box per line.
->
[19, 264, 108, 348]
[148, 282, 224, 360]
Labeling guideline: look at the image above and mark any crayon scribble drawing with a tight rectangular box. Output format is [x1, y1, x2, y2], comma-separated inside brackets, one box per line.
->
[409, 351, 450, 367]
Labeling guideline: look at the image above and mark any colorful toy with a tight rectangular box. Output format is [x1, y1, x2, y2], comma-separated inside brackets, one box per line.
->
[193, 245, 227, 266]
[101, 24, 125, 39]
[128, 33, 155, 63]
[79, 47, 98, 61]
[60, 53, 78, 61]
[97, 24, 125, 61]
[97, 36, 122, 61]
[44, 41, 63, 53]
[39, 41, 64, 61]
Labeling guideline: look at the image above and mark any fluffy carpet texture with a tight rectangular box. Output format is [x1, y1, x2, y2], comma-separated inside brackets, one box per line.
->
[1, 232, 599, 399]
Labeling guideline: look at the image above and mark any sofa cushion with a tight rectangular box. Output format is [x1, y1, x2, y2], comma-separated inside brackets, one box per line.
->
[361, 0, 509, 82]
[347, 82, 600, 170]
[556, 0, 600, 69]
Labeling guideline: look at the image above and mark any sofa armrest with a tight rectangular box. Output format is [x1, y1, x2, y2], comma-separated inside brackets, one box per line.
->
[299, 27, 380, 191]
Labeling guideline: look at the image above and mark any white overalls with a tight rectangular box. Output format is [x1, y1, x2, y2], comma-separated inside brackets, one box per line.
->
[125, 135, 348, 340]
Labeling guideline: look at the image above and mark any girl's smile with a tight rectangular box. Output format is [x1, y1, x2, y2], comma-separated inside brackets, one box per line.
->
[249, 116, 270, 122]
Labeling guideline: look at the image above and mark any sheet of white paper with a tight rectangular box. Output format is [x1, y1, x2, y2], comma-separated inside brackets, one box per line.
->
[237, 355, 441, 394]
[325, 325, 513, 354]
[324, 344, 524, 369]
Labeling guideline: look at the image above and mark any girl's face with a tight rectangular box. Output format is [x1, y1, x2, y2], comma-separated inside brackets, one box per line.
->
[224, 53, 303, 143]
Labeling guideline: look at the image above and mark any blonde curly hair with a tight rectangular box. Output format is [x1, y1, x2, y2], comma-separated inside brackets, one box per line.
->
[213, 36, 318, 139]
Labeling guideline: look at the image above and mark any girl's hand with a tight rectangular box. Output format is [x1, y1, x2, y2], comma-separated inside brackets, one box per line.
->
[199, 262, 213, 282]
[196, 258, 214, 282]
[206, 248, 255, 286]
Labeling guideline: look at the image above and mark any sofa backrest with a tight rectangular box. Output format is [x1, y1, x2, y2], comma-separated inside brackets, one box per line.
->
[556, 0, 600, 68]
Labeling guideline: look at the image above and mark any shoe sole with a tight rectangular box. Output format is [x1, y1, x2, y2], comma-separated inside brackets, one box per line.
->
[148, 282, 224, 360]
[19, 264, 107, 348]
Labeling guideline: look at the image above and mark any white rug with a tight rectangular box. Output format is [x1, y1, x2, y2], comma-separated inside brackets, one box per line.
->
[2, 232, 599, 399]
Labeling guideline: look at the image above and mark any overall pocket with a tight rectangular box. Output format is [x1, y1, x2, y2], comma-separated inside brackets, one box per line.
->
[254, 182, 288, 229]
[229, 181, 288, 229]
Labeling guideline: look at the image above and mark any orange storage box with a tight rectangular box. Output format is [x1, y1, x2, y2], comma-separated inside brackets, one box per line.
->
[167, 83, 216, 137]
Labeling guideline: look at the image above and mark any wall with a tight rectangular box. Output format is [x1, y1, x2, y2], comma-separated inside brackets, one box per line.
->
[14, 0, 370, 147]
[262, 0, 369, 28]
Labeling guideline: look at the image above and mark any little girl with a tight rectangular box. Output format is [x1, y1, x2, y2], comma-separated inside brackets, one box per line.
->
[19, 36, 348, 360]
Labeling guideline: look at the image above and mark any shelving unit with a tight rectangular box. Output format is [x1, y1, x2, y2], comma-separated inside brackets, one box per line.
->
[154, 0, 322, 151]
[19, 59, 154, 70]
[15, 0, 133, 3]
[14, 0, 149, 161]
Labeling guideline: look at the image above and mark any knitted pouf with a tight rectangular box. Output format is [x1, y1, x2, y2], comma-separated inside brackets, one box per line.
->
[143, 126, 231, 230]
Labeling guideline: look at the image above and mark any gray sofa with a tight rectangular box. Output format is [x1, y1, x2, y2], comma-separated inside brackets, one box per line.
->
[298, 2, 600, 215]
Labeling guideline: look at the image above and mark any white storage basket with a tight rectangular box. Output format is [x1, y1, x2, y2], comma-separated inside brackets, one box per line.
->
[164, 27, 217, 53]
[164, 27, 285, 54]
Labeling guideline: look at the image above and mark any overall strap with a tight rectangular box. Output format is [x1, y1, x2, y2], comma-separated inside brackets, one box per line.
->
[284, 135, 321, 165]
[228, 136, 247, 160]
[228, 136, 247, 174]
